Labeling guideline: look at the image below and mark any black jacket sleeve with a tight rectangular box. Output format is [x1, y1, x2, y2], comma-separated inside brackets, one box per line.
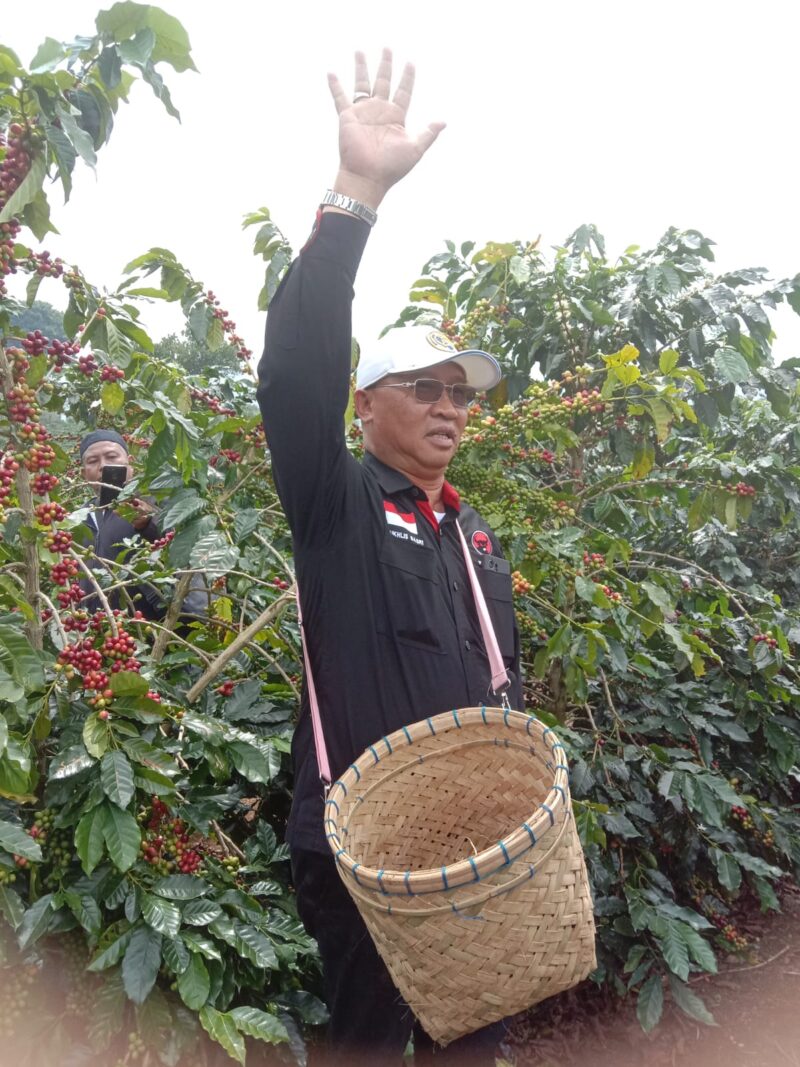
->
[256, 212, 370, 548]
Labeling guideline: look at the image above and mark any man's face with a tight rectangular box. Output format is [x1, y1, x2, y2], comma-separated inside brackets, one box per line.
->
[355, 361, 469, 481]
[81, 440, 132, 489]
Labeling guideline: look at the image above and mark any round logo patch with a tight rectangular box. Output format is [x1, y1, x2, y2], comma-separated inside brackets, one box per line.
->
[471, 530, 491, 554]
[425, 329, 457, 353]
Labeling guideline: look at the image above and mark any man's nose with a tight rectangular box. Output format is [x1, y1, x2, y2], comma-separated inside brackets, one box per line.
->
[430, 387, 459, 417]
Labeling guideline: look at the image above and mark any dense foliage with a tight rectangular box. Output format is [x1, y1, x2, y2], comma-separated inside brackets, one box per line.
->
[1, 6, 799, 1064]
[389, 227, 800, 1028]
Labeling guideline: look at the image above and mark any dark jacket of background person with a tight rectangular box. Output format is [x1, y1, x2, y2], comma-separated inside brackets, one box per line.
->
[80, 505, 208, 621]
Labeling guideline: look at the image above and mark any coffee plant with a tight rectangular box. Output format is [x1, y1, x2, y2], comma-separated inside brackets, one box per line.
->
[387, 227, 800, 1029]
[2, 5, 800, 1060]
[0, 8, 323, 1066]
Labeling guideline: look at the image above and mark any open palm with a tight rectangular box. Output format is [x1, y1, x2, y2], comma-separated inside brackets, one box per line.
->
[328, 49, 445, 206]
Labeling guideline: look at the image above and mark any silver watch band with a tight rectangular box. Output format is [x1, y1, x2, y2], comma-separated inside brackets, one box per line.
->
[321, 189, 378, 227]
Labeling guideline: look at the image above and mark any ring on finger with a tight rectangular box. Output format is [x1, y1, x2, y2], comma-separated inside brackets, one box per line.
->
[352, 90, 371, 102]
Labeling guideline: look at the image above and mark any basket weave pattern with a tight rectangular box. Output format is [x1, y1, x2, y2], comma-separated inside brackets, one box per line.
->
[325, 707, 596, 1045]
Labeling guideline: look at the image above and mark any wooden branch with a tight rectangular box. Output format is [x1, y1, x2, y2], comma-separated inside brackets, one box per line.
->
[151, 571, 194, 663]
[185, 588, 294, 703]
[68, 549, 119, 636]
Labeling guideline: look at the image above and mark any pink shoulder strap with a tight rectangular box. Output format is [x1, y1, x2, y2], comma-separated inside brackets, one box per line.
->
[299, 520, 512, 786]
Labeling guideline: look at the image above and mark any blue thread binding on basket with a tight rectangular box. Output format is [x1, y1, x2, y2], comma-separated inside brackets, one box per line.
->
[426, 717, 436, 736]
[499, 840, 511, 865]
[481, 706, 488, 725]
[555, 763, 569, 773]
[552, 742, 566, 753]
[441, 866, 449, 890]
[335, 848, 346, 865]
[324, 798, 339, 814]
[503, 708, 510, 727]
[352, 863, 362, 886]
[382, 735, 393, 755]
[334, 779, 347, 797]
[404, 870, 413, 895]
[452, 709, 461, 728]
[469, 856, 480, 882]
[348, 763, 361, 782]
[541, 803, 555, 826]
[552, 784, 567, 803]
[402, 725, 413, 745]
[377, 869, 387, 895]
[368, 745, 380, 765]
[522, 821, 537, 845]
[526, 718, 535, 737]
[542, 727, 553, 743]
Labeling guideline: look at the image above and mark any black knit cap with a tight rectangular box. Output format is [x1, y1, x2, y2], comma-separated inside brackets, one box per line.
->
[79, 429, 129, 460]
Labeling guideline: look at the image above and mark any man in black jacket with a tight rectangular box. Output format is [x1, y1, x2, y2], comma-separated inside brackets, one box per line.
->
[257, 51, 521, 1066]
[78, 430, 164, 617]
[79, 430, 208, 622]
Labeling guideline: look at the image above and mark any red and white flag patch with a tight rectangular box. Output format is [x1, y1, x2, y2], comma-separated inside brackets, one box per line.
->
[384, 501, 418, 535]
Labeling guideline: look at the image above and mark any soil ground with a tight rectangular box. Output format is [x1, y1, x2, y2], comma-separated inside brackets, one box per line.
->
[505, 886, 800, 1067]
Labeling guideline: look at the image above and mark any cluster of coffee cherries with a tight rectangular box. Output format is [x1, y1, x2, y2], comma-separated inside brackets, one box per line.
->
[34, 500, 66, 526]
[151, 529, 174, 551]
[0, 217, 21, 296]
[0, 452, 20, 519]
[100, 364, 125, 382]
[0, 121, 40, 205]
[28, 808, 71, 887]
[189, 385, 236, 416]
[271, 576, 291, 590]
[47, 336, 82, 369]
[730, 804, 755, 831]
[712, 914, 749, 952]
[50, 556, 79, 587]
[511, 570, 533, 597]
[137, 798, 203, 876]
[752, 632, 778, 649]
[729, 481, 756, 498]
[205, 289, 253, 363]
[77, 352, 98, 376]
[597, 583, 622, 603]
[582, 551, 606, 570]
[0, 334, 66, 522]
[216, 679, 236, 697]
[55, 612, 142, 714]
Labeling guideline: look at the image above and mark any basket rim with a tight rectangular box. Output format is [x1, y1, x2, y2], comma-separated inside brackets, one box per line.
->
[325, 706, 570, 897]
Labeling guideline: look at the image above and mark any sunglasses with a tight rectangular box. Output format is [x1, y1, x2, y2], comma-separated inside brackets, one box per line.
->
[375, 378, 478, 409]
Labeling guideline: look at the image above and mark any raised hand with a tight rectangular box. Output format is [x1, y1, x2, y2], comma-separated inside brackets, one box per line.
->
[328, 49, 445, 210]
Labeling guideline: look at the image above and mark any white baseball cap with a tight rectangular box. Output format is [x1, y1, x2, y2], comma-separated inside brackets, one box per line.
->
[355, 326, 502, 391]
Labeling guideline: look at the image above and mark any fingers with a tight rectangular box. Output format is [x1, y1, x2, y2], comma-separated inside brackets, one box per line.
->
[353, 50, 371, 96]
[371, 47, 392, 99]
[327, 72, 350, 115]
[391, 61, 415, 114]
[415, 121, 447, 157]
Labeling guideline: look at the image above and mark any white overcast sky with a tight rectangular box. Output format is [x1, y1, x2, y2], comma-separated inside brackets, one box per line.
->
[4, 0, 800, 364]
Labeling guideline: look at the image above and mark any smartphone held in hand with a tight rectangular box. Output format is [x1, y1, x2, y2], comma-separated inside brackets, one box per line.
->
[98, 463, 128, 507]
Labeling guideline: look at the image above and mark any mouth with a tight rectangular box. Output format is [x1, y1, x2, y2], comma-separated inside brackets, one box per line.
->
[426, 427, 457, 447]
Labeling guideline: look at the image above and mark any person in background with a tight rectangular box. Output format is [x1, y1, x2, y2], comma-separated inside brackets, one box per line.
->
[78, 429, 206, 621]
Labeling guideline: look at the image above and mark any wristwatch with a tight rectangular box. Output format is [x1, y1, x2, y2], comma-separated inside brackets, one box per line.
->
[321, 189, 378, 227]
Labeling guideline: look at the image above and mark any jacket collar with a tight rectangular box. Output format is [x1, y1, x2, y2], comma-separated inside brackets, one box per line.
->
[363, 451, 461, 512]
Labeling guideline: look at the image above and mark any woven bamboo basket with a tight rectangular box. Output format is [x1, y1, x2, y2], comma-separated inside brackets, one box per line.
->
[324, 706, 596, 1045]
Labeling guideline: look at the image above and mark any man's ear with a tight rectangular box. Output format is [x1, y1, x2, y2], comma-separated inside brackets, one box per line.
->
[353, 388, 374, 425]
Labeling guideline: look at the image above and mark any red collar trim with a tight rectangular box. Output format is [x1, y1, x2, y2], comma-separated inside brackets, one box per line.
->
[442, 480, 461, 512]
